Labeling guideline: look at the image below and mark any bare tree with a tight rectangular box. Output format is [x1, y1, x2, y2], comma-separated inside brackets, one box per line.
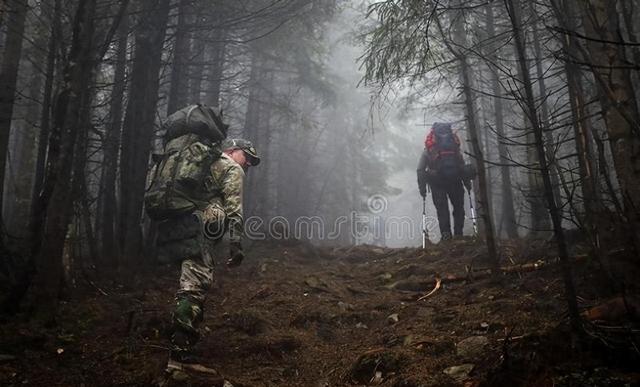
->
[549, 0, 600, 245]
[485, 3, 518, 238]
[167, 0, 192, 113]
[99, 6, 128, 266]
[444, 3, 499, 269]
[578, 0, 640, 253]
[505, 0, 581, 333]
[27, 0, 98, 322]
[0, 0, 28, 244]
[119, 0, 171, 265]
[30, 0, 61, 248]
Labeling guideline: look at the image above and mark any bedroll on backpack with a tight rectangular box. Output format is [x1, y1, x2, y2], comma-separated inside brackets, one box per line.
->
[163, 104, 229, 144]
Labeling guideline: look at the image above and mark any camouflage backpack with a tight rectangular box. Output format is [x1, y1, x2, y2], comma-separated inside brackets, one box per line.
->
[144, 105, 228, 220]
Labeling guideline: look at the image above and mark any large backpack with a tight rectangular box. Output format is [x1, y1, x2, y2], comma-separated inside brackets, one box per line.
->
[425, 122, 463, 179]
[144, 105, 228, 220]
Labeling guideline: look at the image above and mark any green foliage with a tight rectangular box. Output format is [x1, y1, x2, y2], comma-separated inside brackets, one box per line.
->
[360, 0, 444, 87]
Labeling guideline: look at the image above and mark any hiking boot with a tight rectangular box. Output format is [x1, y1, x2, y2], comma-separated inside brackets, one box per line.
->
[171, 327, 197, 348]
[440, 231, 452, 242]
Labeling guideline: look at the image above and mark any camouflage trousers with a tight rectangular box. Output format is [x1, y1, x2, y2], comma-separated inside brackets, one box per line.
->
[156, 212, 220, 353]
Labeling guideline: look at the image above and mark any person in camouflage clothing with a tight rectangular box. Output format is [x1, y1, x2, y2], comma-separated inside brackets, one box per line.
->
[156, 138, 260, 363]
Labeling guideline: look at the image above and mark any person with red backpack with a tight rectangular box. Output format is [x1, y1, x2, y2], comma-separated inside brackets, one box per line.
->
[417, 122, 469, 241]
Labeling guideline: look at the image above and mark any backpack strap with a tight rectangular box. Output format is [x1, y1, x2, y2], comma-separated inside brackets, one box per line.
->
[204, 105, 227, 136]
[185, 105, 200, 128]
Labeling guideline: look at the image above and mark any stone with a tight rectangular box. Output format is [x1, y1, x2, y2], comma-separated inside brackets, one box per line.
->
[338, 301, 355, 312]
[377, 273, 393, 283]
[305, 276, 322, 288]
[443, 364, 474, 381]
[456, 336, 488, 359]
[370, 371, 384, 384]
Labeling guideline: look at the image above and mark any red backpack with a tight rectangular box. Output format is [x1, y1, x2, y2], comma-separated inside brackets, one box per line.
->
[425, 122, 463, 179]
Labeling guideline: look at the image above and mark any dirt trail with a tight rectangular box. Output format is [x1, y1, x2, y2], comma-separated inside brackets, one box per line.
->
[1, 238, 638, 386]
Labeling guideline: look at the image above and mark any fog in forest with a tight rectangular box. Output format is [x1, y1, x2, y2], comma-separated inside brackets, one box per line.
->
[1, 1, 639, 385]
[1, 0, 604, 252]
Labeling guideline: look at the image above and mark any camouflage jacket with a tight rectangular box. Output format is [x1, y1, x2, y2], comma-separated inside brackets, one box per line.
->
[207, 153, 245, 244]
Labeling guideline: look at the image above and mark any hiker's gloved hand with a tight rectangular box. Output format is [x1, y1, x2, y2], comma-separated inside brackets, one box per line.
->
[417, 169, 428, 198]
[227, 242, 244, 268]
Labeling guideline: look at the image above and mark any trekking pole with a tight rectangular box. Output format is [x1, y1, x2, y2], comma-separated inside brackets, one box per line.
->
[422, 197, 429, 249]
[467, 188, 478, 236]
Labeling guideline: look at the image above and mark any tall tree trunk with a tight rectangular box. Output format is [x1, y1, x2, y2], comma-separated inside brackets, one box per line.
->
[244, 50, 262, 140]
[593, 128, 624, 217]
[506, 0, 581, 333]
[530, 7, 564, 213]
[579, 0, 640, 253]
[0, 2, 7, 32]
[486, 3, 518, 238]
[189, 32, 205, 103]
[70, 78, 94, 266]
[445, 5, 499, 269]
[0, 0, 28, 244]
[510, 20, 550, 236]
[253, 64, 274, 219]
[27, 0, 97, 323]
[550, 0, 600, 242]
[167, 0, 192, 113]
[119, 0, 171, 266]
[620, 0, 640, 68]
[189, 0, 216, 104]
[480, 99, 494, 224]
[1, 0, 61, 316]
[82, 180, 98, 264]
[204, 30, 227, 107]
[10, 2, 57, 239]
[244, 50, 263, 216]
[457, 49, 498, 271]
[100, 9, 128, 266]
[29, 0, 60, 251]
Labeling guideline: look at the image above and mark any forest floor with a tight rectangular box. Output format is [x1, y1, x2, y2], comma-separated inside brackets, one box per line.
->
[1, 237, 639, 386]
